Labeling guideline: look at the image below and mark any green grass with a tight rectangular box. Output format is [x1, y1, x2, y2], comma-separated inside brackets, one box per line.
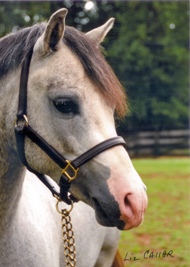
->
[119, 157, 190, 267]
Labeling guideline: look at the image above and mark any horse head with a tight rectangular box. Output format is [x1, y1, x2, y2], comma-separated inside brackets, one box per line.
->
[14, 9, 147, 230]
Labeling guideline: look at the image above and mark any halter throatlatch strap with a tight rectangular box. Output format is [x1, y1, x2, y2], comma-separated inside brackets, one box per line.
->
[15, 45, 127, 205]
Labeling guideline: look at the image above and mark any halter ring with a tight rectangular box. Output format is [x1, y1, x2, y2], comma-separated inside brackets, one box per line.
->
[55, 195, 74, 215]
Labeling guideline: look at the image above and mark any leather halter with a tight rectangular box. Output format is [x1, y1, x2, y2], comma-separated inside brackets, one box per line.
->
[14, 46, 127, 204]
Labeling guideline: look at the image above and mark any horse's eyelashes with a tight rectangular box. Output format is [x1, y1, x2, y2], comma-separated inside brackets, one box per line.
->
[53, 98, 79, 116]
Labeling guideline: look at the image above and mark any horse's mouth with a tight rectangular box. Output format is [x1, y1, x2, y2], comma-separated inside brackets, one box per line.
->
[91, 197, 125, 229]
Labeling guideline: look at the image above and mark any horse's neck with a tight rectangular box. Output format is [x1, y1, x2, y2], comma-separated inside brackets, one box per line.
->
[0, 154, 26, 228]
[0, 70, 20, 175]
[0, 71, 25, 228]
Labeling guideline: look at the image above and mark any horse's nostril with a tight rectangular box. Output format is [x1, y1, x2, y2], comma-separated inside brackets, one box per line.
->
[124, 193, 133, 218]
[124, 194, 131, 206]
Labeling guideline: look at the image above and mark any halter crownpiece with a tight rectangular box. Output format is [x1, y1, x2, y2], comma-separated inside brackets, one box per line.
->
[15, 44, 127, 205]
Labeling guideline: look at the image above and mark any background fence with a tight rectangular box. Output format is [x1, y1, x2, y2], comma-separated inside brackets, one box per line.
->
[123, 129, 190, 157]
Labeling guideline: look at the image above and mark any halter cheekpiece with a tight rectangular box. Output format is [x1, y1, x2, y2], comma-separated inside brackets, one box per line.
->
[14, 46, 127, 205]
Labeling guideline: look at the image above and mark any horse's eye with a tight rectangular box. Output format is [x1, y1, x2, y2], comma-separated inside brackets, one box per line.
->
[53, 98, 79, 116]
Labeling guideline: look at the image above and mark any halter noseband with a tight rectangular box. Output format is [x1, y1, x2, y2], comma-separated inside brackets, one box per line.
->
[14, 46, 127, 204]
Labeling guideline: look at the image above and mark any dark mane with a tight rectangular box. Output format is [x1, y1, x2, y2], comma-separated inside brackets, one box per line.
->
[0, 24, 46, 78]
[0, 23, 127, 117]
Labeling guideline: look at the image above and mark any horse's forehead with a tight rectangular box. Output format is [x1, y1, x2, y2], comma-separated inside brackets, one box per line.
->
[32, 44, 86, 87]
[37, 43, 83, 71]
[31, 43, 112, 117]
[54, 45, 82, 69]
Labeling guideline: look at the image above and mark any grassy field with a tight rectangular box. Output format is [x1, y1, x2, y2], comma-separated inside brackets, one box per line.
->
[119, 157, 190, 267]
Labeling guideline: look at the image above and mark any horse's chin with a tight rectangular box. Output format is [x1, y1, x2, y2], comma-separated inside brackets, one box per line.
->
[91, 197, 125, 230]
[95, 213, 125, 230]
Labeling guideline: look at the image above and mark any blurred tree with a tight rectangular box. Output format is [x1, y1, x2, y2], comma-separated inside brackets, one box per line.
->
[0, 1, 188, 131]
[100, 1, 189, 131]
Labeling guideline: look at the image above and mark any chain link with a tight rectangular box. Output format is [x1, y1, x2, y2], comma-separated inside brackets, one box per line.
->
[55, 196, 76, 267]
[61, 209, 76, 266]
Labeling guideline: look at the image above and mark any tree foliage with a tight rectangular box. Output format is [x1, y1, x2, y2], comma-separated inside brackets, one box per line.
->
[0, 1, 189, 131]
[104, 1, 189, 131]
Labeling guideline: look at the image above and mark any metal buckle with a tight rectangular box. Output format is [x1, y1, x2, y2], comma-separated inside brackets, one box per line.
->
[15, 114, 29, 128]
[61, 160, 79, 182]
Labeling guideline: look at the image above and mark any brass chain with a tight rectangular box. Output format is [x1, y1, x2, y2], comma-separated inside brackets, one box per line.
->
[55, 196, 76, 267]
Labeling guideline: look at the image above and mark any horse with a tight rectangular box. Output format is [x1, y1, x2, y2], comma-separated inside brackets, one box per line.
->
[0, 8, 148, 267]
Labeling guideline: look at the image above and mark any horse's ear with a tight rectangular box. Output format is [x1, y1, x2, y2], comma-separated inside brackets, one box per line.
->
[35, 8, 68, 55]
[86, 18, 115, 46]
